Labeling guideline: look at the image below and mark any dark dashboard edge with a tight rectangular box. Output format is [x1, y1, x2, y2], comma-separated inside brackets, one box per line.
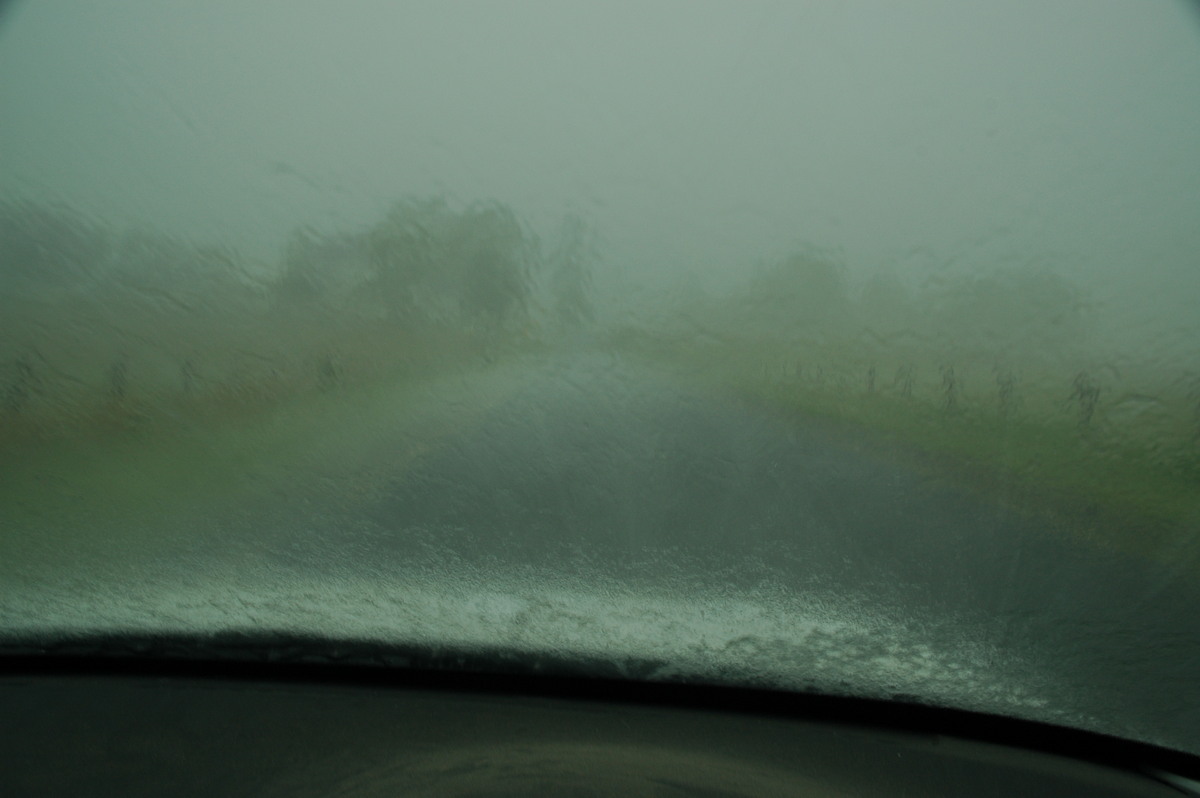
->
[1, 631, 1199, 788]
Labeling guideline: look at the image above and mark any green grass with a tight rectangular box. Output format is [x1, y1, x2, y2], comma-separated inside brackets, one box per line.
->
[0, 332, 540, 573]
[614, 329, 1200, 561]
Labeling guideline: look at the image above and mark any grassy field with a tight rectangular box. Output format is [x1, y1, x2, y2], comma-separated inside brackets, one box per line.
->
[0, 337, 539, 578]
[611, 326, 1200, 562]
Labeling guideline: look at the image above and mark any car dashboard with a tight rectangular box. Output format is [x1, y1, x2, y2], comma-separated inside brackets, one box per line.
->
[2, 644, 1197, 797]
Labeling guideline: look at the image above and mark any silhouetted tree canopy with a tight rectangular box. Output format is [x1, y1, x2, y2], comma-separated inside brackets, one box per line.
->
[363, 197, 535, 329]
[0, 200, 110, 288]
[546, 213, 597, 329]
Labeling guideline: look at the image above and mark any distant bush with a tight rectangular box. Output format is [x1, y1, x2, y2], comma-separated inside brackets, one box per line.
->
[0, 200, 110, 291]
[0, 195, 547, 438]
[738, 248, 850, 334]
[544, 213, 597, 328]
[364, 198, 536, 331]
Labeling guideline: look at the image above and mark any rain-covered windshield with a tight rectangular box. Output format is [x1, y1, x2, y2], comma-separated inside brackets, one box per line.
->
[2, 0, 1199, 757]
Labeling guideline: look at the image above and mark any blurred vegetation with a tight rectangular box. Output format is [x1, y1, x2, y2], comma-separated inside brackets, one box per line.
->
[609, 247, 1199, 553]
[545, 212, 598, 329]
[0, 196, 589, 443]
[1, 196, 1195, 551]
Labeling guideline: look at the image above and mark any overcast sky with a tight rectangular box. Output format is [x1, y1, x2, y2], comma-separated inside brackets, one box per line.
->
[2, 0, 1198, 325]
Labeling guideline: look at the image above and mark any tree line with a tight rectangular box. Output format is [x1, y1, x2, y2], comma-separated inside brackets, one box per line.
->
[0, 197, 597, 436]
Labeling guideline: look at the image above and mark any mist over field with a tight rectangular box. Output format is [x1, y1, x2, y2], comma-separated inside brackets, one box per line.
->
[1, 1, 1198, 526]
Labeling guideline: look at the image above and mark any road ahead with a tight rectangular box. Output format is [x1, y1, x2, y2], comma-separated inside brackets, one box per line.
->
[5, 352, 1200, 754]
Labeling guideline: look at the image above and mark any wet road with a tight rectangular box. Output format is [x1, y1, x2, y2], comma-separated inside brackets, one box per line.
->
[249, 353, 1200, 750]
[6, 352, 1200, 754]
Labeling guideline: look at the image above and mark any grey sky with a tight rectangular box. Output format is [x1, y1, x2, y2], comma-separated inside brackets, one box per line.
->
[2, 0, 1198, 320]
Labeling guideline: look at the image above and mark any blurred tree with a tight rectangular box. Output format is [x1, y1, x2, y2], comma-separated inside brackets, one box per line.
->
[366, 197, 448, 318]
[859, 271, 913, 332]
[741, 248, 849, 333]
[448, 203, 532, 330]
[0, 200, 110, 289]
[930, 268, 1090, 354]
[109, 228, 258, 315]
[365, 197, 534, 331]
[546, 213, 596, 329]
[276, 227, 371, 308]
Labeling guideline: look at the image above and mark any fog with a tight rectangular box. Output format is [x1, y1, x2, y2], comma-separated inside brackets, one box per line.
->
[3, 1, 1198, 300]
[5, 2, 1200, 759]
[1, 2, 1199, 425]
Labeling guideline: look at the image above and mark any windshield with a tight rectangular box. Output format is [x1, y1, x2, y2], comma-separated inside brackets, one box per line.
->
[2, 0, 1199, 758]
